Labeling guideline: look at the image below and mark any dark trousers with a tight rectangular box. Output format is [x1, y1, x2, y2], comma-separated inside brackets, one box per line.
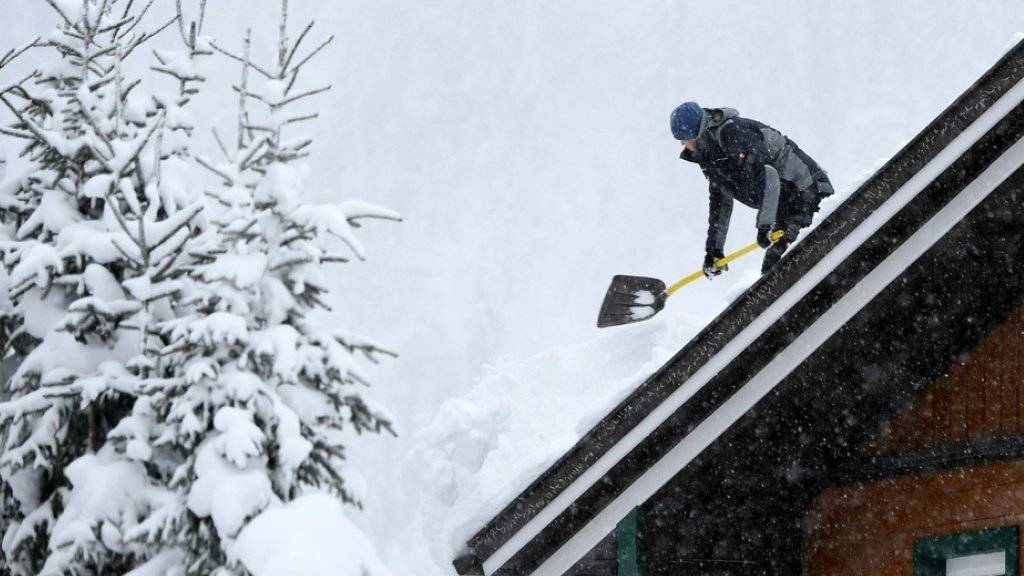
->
[761, 175, 833, 274]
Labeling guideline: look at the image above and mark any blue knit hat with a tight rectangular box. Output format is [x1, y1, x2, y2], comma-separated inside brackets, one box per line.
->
[670, 102, 704, 140]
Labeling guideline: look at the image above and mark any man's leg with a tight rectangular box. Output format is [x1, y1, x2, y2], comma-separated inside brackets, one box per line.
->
[760, 242, 788, 273]
[761, 222, 801, 274]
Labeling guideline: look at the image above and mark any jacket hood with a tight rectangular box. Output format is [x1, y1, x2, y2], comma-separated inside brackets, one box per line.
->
[679, 108, 740, 163]
[699, 107, 739, 138]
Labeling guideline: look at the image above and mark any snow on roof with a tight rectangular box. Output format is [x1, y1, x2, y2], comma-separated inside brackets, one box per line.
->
[380, 180, 846, 576]
[402, 297, 755, 570]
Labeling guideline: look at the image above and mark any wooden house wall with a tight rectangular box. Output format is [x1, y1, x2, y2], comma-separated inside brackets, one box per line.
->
[864, 306, 1024, 455]
[803, 459, 1024, 575]
[803, 306, 1024, 575]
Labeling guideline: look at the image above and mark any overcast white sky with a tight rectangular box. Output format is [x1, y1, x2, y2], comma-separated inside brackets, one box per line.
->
[3, 1, 1021, 427]
[2, 3, 1023, 570]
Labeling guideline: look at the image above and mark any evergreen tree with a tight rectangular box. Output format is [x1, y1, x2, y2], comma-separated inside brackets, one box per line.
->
[0, 1, 398, 573]
[0, 1, 209, 573]
[125, 2, 400, 574]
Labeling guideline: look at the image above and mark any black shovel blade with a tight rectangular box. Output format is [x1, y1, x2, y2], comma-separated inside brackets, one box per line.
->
[596, 275, 668, 328]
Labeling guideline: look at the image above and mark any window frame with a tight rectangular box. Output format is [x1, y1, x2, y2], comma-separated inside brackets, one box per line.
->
[913, 525, 1019, 576]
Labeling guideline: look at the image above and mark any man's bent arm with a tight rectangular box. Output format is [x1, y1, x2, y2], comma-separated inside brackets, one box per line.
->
[756, 164, 781, 229]
[706, 185, 733, 255]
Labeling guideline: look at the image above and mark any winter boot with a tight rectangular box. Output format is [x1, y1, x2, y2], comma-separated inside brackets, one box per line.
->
[761, 241, 789, 273]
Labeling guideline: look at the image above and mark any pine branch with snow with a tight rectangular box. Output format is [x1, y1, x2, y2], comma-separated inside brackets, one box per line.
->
[0, 1, 210, 574]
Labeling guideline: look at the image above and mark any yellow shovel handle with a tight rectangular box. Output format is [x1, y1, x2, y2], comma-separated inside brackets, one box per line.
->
[664, 230, 784, 296]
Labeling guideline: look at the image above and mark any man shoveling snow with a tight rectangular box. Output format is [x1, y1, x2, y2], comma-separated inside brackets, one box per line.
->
[595, 102, 834, 328]
[671, 101, 834, 275]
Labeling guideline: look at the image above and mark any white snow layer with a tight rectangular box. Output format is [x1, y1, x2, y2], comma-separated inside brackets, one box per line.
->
[380, 309, 712, 573]
[235, 493, 394, 576]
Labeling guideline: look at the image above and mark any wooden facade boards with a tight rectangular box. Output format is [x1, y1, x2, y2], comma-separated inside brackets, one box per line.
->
[805, 460, 1024, 576]
[807, 305, 1024, 575]
[866, 306, 1024, 454]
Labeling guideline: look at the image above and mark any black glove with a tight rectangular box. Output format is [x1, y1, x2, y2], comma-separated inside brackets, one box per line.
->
[702, 251, 727, 278]
[757, 226, 794, 248]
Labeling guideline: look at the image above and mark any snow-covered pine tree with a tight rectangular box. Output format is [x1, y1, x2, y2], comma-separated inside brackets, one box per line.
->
[0, 1, 210, 574]
[127, 1, 401, 573]
[0, 42, 41, 575]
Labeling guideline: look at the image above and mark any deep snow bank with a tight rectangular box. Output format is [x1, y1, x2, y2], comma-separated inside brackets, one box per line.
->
[367, 213, 839, 574]
[389, 299, 758, 573]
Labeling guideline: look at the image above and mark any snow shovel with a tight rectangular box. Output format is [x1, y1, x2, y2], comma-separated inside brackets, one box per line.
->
[596, 230, 783, 328]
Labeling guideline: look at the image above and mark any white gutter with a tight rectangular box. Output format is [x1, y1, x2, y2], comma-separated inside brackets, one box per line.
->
[484, 76, 1024, 575]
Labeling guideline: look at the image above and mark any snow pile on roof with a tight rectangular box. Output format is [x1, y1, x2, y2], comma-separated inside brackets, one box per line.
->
[236, 492, 393, 576]
[384, 304, 743, 572]
[355, 213, 829, 575]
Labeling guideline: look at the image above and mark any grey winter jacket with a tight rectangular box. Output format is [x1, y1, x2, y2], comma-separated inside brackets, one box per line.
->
[680, 108, 831, 255]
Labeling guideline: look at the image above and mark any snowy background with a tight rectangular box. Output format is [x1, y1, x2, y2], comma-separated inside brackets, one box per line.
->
[3, 1, 1023, 574]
